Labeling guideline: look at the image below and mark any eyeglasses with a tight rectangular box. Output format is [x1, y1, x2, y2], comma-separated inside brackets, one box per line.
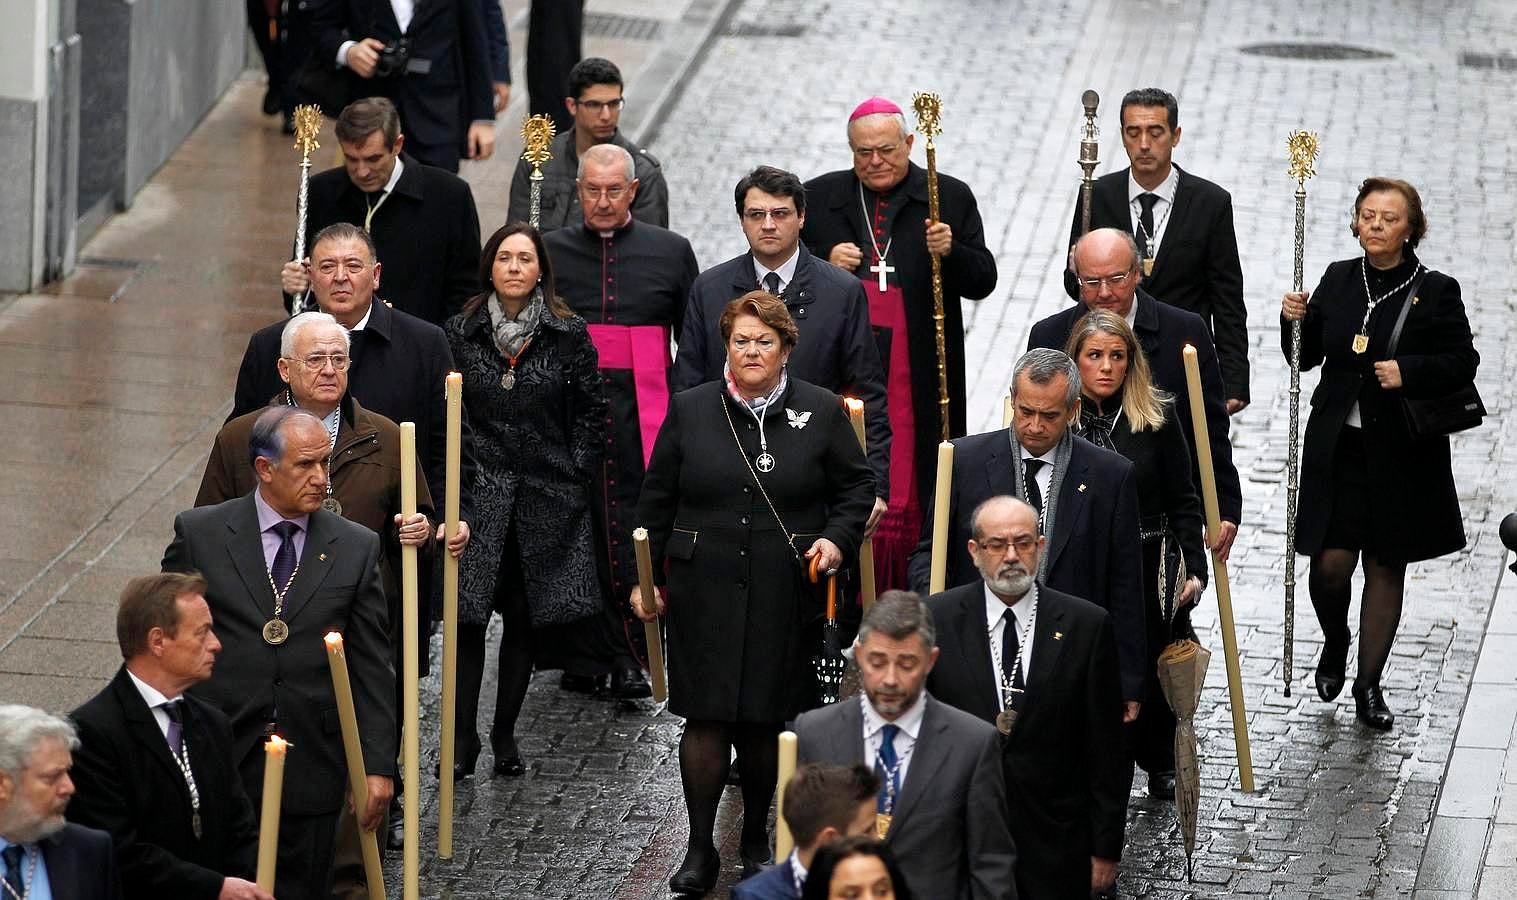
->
[286, 353, 351, 372]
[1076, 271, 1135, 290]
[315, 260, 370, 277]
[976, 536, 1038, 554]
[742, 208, 796, 223]
[851, 144, 900, 160]
[575, 98, 625, 113]
[582, 186, 628, 201]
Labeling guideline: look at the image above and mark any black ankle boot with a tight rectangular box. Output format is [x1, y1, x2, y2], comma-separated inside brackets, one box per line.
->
[669, 842, 720, 895]
[1315, 639, 1349, 701]
[1352, 682, 1394, 731]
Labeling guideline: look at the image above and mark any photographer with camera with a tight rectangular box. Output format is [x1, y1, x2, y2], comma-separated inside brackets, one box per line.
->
[317, 0, 496, 172]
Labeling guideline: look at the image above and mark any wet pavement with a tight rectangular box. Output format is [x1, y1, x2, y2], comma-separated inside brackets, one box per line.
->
[4, 0, 1517, 897]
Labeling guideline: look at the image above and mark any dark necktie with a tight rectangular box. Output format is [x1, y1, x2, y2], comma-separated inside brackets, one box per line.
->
[875, 723, 900, 812]
[347, 329, 365, 367]
[1137, 192, 1159, 257]
[1002, 612, 1026, 690]
[1023, 458, 1046, 514]
[763, 271, 782, 297]
[163, 699, 185, 756]
[2, 845, 24, 898]
[270, 521, 300, 592]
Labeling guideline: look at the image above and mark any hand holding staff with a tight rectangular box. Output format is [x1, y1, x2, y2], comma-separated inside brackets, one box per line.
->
[632, 528, 668, 703]
[439, 372, 463, 858]
[1182, 346, 1254, 793]
[1282, 131, 1319, 697]
[324, 634, 385, 900]
[399, 422, 420, 900]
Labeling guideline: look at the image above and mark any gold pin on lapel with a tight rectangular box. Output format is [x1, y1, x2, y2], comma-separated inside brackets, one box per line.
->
[319, 553, 328, 562]
[1077, 484, 1087, 493]
[1053, 631, 1064, 641]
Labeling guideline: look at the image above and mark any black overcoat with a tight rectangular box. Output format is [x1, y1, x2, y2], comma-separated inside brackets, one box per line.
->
[1284, 254, 1477, 561]
[638, 379, 874, 722]
[674, 244, 891, 500]
[446, 301, 607, 626]
[802, 163, 998, 508]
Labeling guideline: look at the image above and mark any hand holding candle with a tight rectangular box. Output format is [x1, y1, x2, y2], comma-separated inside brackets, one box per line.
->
[400, 422, 420, 899]
[325, 633, 385, 899]
[632, 527, 668, 703]
[256, 735, 289, 892]
[440, 371, 463, 858]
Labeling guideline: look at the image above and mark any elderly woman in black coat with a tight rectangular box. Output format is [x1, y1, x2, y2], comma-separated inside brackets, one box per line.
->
[1282, 177, 1479, 731]
[444, 222, 608, 776]
[634, 291, 874, 894]
[1066, 309, 1206, 800]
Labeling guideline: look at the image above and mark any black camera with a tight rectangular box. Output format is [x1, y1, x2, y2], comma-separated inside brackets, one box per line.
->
[373, 38, 411, 79]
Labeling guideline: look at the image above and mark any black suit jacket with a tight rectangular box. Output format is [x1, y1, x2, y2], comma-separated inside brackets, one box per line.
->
[926, 582, 1128, 899]
[69, 668, 258, 900]
[674, 245, 891, 498]
[162, 494, 396, 816]
[290, 152, 481, 325]
[313, 0, 492, 159]
[794, 694, 1018, 900]
[1063, 165, 1249, 402]
[37, 823, 123, 899]
[232, 298, 475, 524]
[907, 430, 1145, 700]
[1027, 289, 1243, 524]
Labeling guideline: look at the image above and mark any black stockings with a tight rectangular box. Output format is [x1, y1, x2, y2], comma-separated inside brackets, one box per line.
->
[455, 618, 533, 757]
[1309, 549, 1408, 686]
[679, 720, 780, 856]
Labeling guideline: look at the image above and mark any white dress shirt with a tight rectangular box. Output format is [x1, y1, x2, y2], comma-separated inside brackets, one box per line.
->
[1016, 443, 1055, 502]
[1128, 166, 1179, 256]
[126, 668, 182, 742]
[752, 246, 801, 295]
[861, 691, 927, 793]
[985, 583, 1037, 710]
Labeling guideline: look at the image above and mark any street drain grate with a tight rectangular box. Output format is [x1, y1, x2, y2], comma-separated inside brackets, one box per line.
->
[1460, 51, 1517, 72]
[584, 12, 663, 42]
[1240, 42, 1394, 61]
[725, 21, 808, 38]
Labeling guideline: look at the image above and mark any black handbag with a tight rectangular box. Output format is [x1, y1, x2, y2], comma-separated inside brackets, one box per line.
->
[1385, 271, 1486, 439]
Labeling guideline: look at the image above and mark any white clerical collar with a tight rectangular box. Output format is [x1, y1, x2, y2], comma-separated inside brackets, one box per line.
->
[348, 305, 374, 333]
[126, 667, 180, 707]
[863, 689, 926, 741]
[1127, 165, 1178, 205]
[984, 581, 1035, 631]
[752, 245, 801, 289]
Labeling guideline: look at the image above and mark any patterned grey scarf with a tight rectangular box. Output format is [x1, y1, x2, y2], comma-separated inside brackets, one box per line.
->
[488, 288, 543, 359]
[1010, 427, 1075, 580]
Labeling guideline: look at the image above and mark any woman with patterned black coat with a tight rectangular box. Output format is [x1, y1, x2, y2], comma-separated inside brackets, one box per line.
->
[443, 222, 607, 777]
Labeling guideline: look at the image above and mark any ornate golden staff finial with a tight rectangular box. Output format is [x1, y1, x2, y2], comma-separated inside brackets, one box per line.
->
[520, 115, 557, 228]
[1287, 130, 1319, 184]
[292, 105, 323, 160]
[911, 92, 943, 142]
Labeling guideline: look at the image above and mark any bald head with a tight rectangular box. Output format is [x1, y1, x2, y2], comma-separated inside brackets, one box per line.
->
[1071, 227, 1142, 317]
[577, 142, 635, 182]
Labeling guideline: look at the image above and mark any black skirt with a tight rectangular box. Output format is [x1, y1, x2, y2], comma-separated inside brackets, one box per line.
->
[1321, 425, 1370, 553]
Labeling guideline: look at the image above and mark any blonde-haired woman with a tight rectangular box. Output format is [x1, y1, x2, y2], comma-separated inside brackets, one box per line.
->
[1065, 310, 1207, 800]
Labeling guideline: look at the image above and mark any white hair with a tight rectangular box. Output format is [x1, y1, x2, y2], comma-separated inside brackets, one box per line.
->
[280, 311, 349, 358]
[847, 112, 911, 143]
[0, 706, 77, 778]
[577, 143, 636, 182]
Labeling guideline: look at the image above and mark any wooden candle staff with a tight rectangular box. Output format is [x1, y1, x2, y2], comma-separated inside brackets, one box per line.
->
[256, 735, 289, 892]
[399, 422, 420, 899]
[1181, 346, 1254, 793]
[844, 398, 877, 612]
[774, 731, 799, 859]
[324, 633, 385, 900]
[632, 528, 668, 703]
[439, 372, 463, 858]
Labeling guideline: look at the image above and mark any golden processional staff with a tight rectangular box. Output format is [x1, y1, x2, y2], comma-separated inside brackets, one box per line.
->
[288, 104, 323, 317]
[912, 92, 955, 595]
[521, 114, 556, 227]
[1078, 91, 1101, 236]
[1282, 131, 1319, 697]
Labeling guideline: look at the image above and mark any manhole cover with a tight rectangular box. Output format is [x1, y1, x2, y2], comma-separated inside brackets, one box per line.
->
[584, 12, 663, 42]
[1461, 51, 1517, 72]
[1240, 42, 1394, 61]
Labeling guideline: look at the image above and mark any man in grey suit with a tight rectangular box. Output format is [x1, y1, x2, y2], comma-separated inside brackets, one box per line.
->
[162, 406, 396, 900]
[794, 591, 1018, 900]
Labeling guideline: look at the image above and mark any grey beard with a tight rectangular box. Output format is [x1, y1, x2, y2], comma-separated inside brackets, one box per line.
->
[986, 568, 1033, 598]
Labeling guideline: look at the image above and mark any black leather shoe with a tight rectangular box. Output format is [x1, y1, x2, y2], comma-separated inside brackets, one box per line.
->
[262, 87, 280, 116]
[1316, 639, 1349, 702]
[1353, 683, 1395, 731]
[669, 844, 720, 895]
[611, 666, 653, 699]
[1148, 770, 1177, 801]
[385, 796, 404, 850]
[433, 735, 481, 780]
[740, 839, 773, 879]
[493, 754, 526, 777]
[560, 672, 602, 694]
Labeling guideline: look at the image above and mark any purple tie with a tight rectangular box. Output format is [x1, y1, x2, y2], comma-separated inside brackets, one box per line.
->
[163, 700, 185, 755]
[270, 521, 299, 592]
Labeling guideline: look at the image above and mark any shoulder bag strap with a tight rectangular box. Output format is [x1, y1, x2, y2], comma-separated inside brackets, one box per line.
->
[1385, 269, 1429, 358]
[720, 394, 802, 564]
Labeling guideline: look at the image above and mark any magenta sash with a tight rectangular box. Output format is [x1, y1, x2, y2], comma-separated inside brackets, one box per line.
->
[587, 324, 672, 469]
